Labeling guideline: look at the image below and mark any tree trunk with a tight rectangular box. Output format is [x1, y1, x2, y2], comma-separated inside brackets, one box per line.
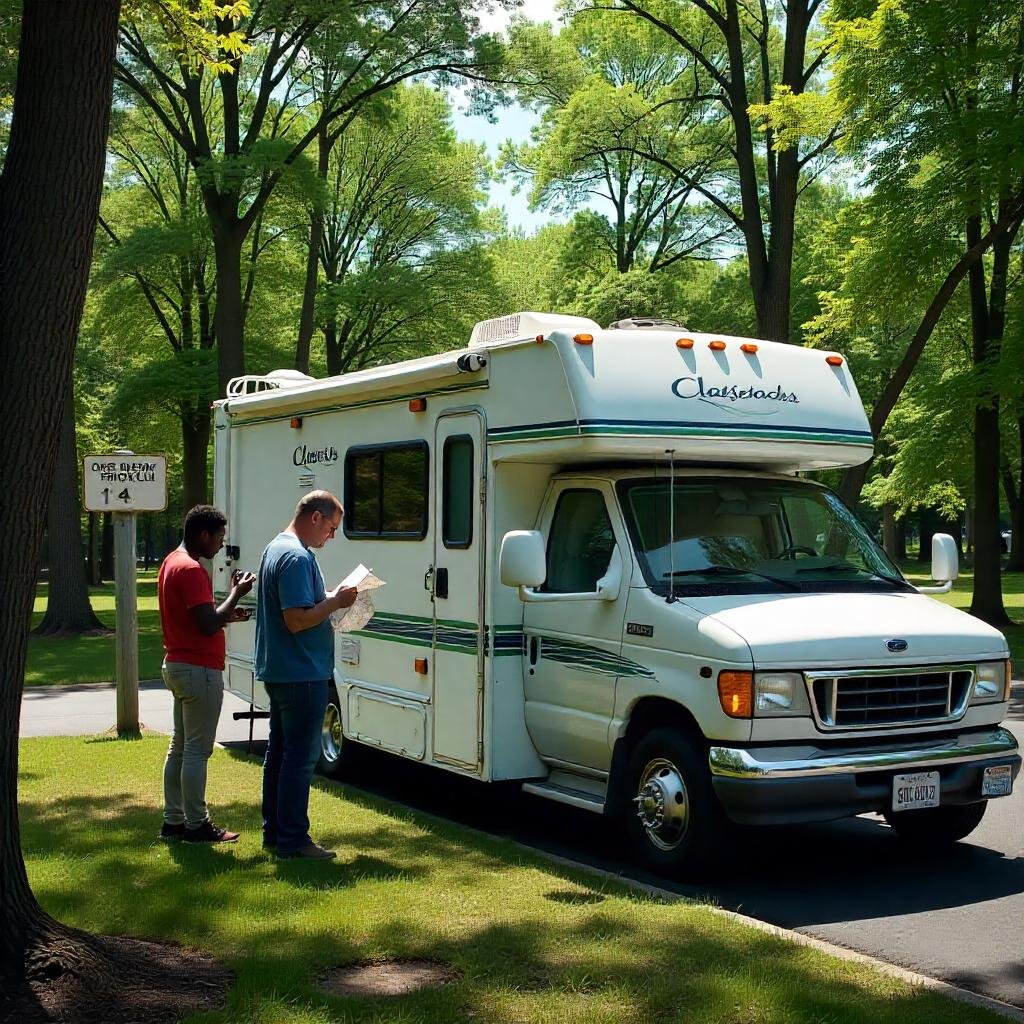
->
[181, 401, 211, 510]
[295, 128, 331, 374]
[967, 216, 1011, 627]
[1008, 416, 1024, 571]
[33, 378, 106, 636]
[894, 515, 907, 560]
[0, 0, 120, 987]
[881, 503, 897, 560]
[210, 218, 246, 397]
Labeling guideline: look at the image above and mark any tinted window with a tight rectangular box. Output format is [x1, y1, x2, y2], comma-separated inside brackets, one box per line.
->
[544, 490, 615, 593]
[443, 436, 474, 548]
[345, 442, 428, 538]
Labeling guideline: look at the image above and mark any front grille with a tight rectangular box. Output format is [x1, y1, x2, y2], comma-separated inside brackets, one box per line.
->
[808, 668, 974, 730]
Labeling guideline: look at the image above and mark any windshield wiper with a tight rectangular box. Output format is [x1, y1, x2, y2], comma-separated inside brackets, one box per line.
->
[795, 561, 908, 587]
[663, 565, 800, 591]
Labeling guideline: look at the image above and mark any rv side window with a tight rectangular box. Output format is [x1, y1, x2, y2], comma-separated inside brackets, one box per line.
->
[442, 435, 474, 549]
[543, 490, 615, 593]
[344, 441, 428, 539]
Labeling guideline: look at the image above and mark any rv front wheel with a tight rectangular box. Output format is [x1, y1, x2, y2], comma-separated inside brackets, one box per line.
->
[622, 727, 719, 875]
[882, 800, 987, 845]
[317, 684, 356, 780]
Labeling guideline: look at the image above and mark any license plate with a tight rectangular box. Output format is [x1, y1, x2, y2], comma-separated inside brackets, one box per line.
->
[892, 771, 940, 812]
[982, 764, 1013, 798]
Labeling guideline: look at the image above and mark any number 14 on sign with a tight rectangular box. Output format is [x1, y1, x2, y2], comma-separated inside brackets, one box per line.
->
[101, 487, 132, 504]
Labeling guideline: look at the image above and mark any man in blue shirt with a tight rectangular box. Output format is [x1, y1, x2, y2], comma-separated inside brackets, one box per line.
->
[255, 490, 356, 859]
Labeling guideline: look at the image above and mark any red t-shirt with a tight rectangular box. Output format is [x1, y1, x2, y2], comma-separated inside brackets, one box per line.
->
[158, 548, 225, 670]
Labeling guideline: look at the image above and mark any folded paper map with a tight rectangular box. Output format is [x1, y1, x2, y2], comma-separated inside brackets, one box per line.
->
[329, 563, 385, 633]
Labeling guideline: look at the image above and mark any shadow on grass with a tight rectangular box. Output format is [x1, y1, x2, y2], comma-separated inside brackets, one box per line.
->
[16, 766, 1013, 1023]
[222, 740, 1024, 931]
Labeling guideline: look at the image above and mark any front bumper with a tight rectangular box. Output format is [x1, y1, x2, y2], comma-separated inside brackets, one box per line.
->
[709, 727, 1021, 826]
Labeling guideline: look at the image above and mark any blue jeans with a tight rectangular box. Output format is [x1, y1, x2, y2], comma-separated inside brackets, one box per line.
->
[262, 679, 328, 854]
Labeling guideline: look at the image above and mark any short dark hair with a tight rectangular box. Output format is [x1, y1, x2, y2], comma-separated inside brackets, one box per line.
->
[295, 490, 342, 521]
[184, 505, 227, 543]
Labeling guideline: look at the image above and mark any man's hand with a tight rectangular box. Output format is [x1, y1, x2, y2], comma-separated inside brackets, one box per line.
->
[329, 584, 358, 611]
[228, 607, 252, 622]
[231, 569, 256, 597]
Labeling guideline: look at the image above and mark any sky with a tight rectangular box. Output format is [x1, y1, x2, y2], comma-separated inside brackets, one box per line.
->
[451, 0, 562, 233]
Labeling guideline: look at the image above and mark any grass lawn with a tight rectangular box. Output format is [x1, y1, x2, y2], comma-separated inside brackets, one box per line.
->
[25, 571, 163, 686]
[18, 735, 1004, 1024]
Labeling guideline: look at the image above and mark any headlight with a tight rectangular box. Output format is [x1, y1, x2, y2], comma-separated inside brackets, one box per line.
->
[972, 661, 1011, 704]
[753, 671, 811, 717]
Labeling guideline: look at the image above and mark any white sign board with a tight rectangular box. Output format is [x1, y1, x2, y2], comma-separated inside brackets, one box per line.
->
[83, 454, 168, 512]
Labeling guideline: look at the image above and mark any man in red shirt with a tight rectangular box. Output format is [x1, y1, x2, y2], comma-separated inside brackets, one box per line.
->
[158, 505, 255, 843]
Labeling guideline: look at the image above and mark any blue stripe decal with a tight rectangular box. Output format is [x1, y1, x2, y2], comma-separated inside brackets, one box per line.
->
[488, 418, 872, 440]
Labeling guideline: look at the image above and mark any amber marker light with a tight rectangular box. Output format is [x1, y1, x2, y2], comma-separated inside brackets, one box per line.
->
[676, 338, 694, 349]
[740, 343, 758, 354]
[408, 397, 427, 412]
[289, 416, 303, 429]
[574, 333, 594, 345]
[718, 671, 753, 718]
[826, 355, 844, 367]
[536, 334, 545, 344]
[709, 340, 727, 351]
[414, 658, 429, 675]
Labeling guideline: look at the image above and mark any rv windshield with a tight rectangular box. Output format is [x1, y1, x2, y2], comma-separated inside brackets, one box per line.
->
[618, 477, 911, 596]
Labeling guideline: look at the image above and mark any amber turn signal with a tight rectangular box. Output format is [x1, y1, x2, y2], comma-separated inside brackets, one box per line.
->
[408, 397, 427, 412]
[826, 355, 843, 367]
[709, 340, 726, 351]
[718, 671, 753, 718]
[574, 333, 594, 345]
[676, 338, 694, 349]
[740, 343, 758, 354]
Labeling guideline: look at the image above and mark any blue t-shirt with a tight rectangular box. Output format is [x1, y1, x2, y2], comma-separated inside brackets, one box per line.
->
[255, 532, 334, 684]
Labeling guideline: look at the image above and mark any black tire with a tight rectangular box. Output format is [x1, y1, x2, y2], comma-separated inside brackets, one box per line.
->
[883, 800, 987, 844]
[316, 683, 359, 780]
[619, 726, 722, 876]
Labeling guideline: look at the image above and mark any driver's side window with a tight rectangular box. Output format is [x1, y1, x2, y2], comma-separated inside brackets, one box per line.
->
[543, 489, 616, 594]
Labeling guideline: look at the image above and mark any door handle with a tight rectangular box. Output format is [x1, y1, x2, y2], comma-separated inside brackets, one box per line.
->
[423, 564, 434, 594]
[529, 635, 539, 666]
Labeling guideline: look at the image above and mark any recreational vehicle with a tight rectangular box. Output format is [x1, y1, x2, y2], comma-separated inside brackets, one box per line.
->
[212, 312, 1020, 873]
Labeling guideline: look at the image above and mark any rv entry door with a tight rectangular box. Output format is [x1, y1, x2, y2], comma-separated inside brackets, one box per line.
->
[430, 411, 485, 770]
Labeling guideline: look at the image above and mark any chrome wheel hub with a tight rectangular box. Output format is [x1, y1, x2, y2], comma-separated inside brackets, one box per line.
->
[633, 757, 689, 850]
[321, 703, 343, 763]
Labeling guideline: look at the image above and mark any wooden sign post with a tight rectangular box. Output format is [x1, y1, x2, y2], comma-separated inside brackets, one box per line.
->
[83, 450, 167, 737]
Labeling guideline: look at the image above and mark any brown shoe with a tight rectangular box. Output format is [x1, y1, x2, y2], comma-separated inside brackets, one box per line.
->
[277, 841, 336, 860]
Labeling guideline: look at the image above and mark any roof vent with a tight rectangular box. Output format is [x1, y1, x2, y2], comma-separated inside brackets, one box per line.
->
[607, 317, 686, 331]
[226, 368, 315, 398]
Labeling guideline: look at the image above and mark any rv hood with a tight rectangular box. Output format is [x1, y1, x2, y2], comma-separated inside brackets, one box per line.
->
[682, 591, 1008, 670]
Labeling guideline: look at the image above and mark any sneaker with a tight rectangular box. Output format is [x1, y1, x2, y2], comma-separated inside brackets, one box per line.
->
[160, 822, 185, 840]
[276, 841, 336, 860]
[183, 820, 239, 844]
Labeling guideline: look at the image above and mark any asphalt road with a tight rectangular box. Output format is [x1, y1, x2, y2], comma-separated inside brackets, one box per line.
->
[20, 682, 1024, 1009]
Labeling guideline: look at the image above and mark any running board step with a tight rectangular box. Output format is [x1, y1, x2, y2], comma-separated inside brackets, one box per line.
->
[521, 780, 606, 814]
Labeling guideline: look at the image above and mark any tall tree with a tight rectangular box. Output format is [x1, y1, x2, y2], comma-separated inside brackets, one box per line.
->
[501, 12, 732, 278]
[115, 2, 505, 397]
[0, 0, 121, 991]
[583, 0, 840, 341]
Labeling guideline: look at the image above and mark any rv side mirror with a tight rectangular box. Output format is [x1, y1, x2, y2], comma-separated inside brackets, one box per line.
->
[500, 530, 546, 589]
[931, 533, 959, 583]
[594, 545, 622, 602]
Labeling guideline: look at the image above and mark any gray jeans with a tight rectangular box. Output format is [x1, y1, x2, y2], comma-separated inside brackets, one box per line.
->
[162, 660, 224, 828]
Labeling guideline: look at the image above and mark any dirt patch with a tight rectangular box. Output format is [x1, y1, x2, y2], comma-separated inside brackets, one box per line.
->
[320, 958, 460, 998]
[0, 934, 231, 1024]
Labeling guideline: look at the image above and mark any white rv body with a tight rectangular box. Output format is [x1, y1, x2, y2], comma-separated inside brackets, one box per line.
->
[213, 312, 1019, 871]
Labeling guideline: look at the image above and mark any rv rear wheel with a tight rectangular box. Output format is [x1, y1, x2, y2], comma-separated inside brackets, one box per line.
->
[317, 684, 356, 780]
[622, 726, 720, 876]
[882, 800, 987, 845]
